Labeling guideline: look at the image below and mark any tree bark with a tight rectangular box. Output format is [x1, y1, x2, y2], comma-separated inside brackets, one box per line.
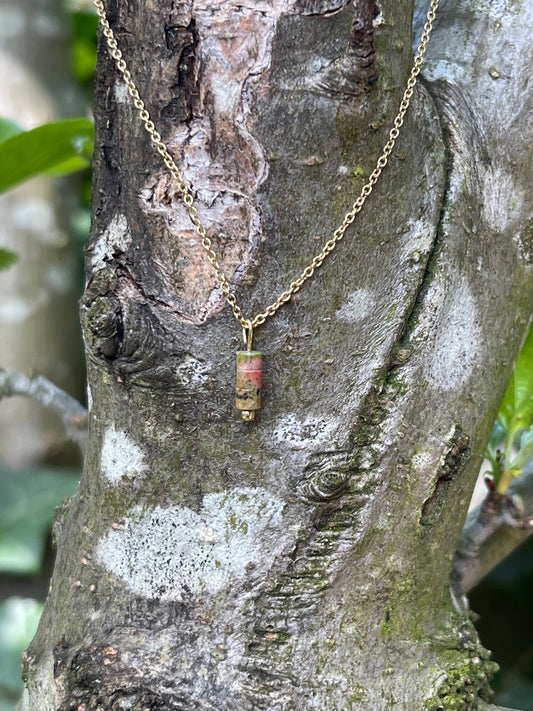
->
[22, 0, 533, 709]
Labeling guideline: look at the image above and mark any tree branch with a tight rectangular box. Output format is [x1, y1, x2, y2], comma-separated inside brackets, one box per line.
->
[454, 464, 533, 593]
[0, 369, 88, 454]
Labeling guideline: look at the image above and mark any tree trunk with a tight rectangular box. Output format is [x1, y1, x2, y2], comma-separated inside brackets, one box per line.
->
[22, 0, 533, 709]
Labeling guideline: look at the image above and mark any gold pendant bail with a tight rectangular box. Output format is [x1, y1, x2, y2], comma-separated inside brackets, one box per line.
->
[242, 320, 254, 352]
[237, 321, 260, 421]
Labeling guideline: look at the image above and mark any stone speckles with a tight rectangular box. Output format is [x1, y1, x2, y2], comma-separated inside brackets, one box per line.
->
[235, 351, 263, 414]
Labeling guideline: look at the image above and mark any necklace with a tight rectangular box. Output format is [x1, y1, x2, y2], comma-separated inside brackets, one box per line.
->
[93, 0, 439, 420]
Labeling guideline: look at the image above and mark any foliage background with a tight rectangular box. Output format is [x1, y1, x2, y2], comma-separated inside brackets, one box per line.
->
[0, 3, 95, 709]
[0, 2, 531, 709]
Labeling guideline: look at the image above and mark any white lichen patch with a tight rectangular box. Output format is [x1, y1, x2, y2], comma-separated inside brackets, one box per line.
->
[176, 355, 210, 387]
[334, 289, 373, 323]
[96, 487, 289, 601]
[113, 82, 130, 104]
[88, 214, 131, 270]
[424, 279, 482, 392]
[372, 9, 384, 28]
[423, 58, 467, 84]
[480, 166, 524, 234]
[401, 218, 435, 263]
[271, 414, 341, 449]
[411, 450, 438, 474]
[100, 426, 147, 484]
[471, 0, 515, 18]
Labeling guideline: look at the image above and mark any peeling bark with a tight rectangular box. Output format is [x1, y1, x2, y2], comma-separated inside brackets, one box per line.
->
[22, 0, 533, 709]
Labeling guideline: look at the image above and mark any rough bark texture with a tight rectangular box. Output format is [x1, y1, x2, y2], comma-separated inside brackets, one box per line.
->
[22, 0, 533, 709]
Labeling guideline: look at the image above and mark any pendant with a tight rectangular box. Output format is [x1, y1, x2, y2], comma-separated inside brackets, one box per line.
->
[235, 351, 263, 420]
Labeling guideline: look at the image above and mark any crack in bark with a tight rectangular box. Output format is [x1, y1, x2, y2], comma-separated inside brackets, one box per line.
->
[236, 394, 387, 707]
[382, 103, 450, 353]
[163, 19, 200, 123]
[118, 263, 197, 322]
[158, 75, 454, 705]
[420, 426, 471, 526]
[238, 523, 352, 706]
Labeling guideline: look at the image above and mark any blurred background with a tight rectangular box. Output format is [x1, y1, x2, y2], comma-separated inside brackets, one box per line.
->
[0, 1, 531, 709]
[0, 0, 93, 707]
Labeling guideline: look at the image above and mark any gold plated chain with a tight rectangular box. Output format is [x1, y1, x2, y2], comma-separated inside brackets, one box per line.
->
[93, 0, 439, 419]
[93, 0, 439, 340]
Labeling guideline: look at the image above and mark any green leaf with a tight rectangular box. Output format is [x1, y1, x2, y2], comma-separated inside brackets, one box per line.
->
[0, 248, 18, 272]
[509, 426, 533, 471]
[520, 426, 533, 451]
[72, 11, 99, 83]
[498, 325, 533, 434]
[45, 153, 92, 177]
[0, 467, 80, 574]
[0, 118, 94, 194]
[0, 597, 43, 700]
[0, 117, 23, 143]
[72, 10, 99, 42]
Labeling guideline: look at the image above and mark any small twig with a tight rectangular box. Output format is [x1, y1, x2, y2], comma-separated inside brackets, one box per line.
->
[0, 369, 88, 454]
[454, 463, 533, 593]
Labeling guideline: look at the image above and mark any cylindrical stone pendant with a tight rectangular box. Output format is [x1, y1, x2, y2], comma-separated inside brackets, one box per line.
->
[236, 351, 262, 420]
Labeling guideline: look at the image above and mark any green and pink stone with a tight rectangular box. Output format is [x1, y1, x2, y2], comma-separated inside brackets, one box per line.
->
[235, 351, 263, 420]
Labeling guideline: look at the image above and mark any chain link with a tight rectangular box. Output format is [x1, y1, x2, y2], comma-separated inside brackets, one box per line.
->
[93, 0, 439, 332]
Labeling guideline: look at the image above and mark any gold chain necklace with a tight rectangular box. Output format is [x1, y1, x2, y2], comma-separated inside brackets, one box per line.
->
[93, 0, 439, 420]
